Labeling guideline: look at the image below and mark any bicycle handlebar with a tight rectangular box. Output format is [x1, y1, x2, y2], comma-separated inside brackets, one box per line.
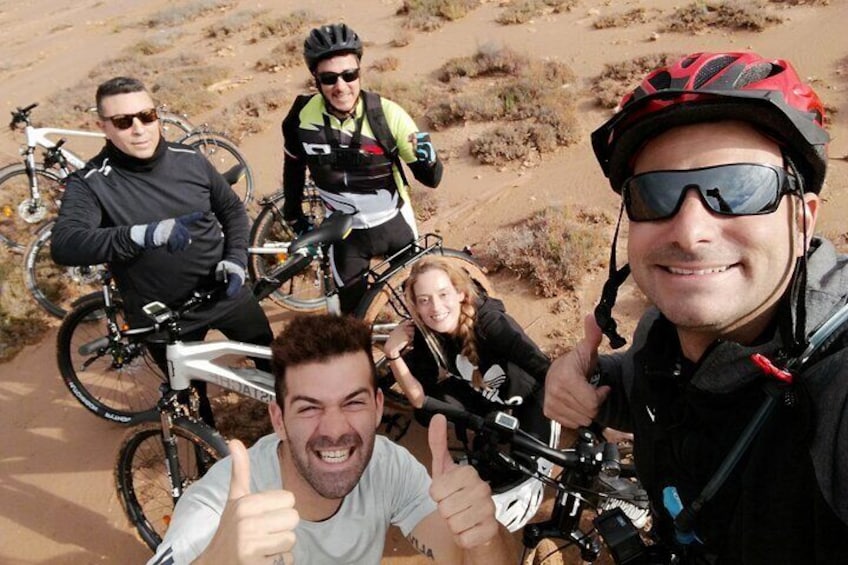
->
[9, 102, 38, 129]
[421, 396, 623, 477]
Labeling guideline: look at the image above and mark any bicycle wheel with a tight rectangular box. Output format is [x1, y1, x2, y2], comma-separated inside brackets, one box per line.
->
[0, 164, 64, 252]
[24, 220, 106, 318]
[57, 293, 163, 424]
[179, 131, 254, 205]
[354, 250, 495, 409]
[248, 186, 326, 312]
[158, 110, 194, 142]
[116, 418, 228, 551]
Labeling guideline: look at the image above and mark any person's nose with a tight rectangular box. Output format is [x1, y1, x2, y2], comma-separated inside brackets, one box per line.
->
[665, 189, 719, 249]
[317, 406, 353, 438]
[130, 117, 146, 134]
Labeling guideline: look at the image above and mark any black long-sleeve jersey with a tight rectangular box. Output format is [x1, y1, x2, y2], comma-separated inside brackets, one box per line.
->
[52, 140, 250, 325]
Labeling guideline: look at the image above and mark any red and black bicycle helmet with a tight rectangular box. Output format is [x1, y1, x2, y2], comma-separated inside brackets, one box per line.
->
[303, 23, 363, 71]
[592, 52, 829, 194]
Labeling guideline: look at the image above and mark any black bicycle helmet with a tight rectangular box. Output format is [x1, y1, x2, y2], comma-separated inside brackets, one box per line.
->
[592, 52, 829, 194]
[303, 23, 363, 71]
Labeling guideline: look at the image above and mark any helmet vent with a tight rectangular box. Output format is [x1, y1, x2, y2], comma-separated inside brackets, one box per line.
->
[648, 71, 671, 91]
[694, 55, 738, 89]
[736, 62, 777, 88]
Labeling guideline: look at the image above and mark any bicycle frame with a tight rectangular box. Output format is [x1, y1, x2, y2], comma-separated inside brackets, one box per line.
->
[22, 123, 103, 172]
[165, 340, 275, 404]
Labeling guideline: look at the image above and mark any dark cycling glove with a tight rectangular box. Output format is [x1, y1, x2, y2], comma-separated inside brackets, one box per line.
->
[130, 211, 204, 253]
[216, 260, 245, 298]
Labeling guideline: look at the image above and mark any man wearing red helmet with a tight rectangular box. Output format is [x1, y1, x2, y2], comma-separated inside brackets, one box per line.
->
[280, 23, 443, 313]
[545, 52, 848, 562]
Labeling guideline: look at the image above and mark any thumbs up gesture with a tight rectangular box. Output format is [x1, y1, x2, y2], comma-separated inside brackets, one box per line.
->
[428, 414, 499, 550]
[198, 440, 299, 564]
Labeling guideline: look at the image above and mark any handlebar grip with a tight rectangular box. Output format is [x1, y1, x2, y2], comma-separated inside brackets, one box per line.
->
[421, 396, 486, 431]
[22, 102, 38, 112]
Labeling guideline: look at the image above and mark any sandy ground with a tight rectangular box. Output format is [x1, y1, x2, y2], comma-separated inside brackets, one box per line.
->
[1, 0, 846, 563]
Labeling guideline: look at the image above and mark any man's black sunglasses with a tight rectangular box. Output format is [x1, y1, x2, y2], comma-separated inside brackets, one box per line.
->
[622, 163, 795, 222]
[316, 68, 360, 86]
[100, 108, 159, 130]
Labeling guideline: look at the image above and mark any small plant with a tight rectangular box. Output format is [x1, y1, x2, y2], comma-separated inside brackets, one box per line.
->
[370, 56, 401, 73]
[0, 247, 48, 362]
[496, 0, 578, 25]
[594, 7, 651, 29]
[663, 1, 782, 33]
[205, 89, 289, 140]
[143, 0, 235, 28]
[254, 9, 317, 39]
[205, 9, 264, 38]
[396, 0, 481, 31]
[481, 207, 613, 297]
[255, 39, 302, 72]
[390, 31, 414, 47]
[132, 31, 180, 55]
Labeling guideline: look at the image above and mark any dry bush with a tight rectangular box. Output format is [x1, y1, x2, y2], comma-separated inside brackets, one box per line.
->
[370, 56, 401, 73]
[206, 89, 289, 141]
[142, 0, 236, 28]
[594, 7, 651, 29]
[390, 31, 414, 47]
[132, 31, 180, 55]
[481, 207, 613, 297]
[428, 46, 579, 164]
[364, 76, 436, 123]
[496, 0, 578, 25]
[0, 247, 49, 362]
[437, 43, 528, 82]
[255, 39, 302, 72]
[770, 0, 829, 4]
[397, 0, 481, 31]
[205, 9, 265, 38]
[253, 9, 317, 40]
[589, 53, 679, 109]
[663, 1, 782, 33]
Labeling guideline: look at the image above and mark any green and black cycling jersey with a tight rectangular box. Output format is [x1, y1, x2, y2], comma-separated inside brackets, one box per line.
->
[282, 91, 434, 229]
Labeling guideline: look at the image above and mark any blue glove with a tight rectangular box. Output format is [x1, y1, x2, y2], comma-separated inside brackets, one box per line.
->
[131, 211, 204, 253]
[413, 132, 436, 165]
[216, 260, 245, 298]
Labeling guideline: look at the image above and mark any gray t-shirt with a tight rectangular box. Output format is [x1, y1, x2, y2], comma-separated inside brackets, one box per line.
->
[148, 433, 436, 565]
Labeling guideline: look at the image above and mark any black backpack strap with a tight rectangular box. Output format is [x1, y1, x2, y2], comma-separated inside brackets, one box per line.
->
[361, 90, 410, 187]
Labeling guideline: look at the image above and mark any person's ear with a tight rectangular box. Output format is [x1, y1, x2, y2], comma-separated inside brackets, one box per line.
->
[268, 401, 287, 441]
[795, 192, 820, 256]
[374, 388, 384, 429]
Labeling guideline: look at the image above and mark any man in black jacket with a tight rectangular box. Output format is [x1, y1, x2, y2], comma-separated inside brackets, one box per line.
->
[52, 76, 272, 425]
[545, 53, 848, 563]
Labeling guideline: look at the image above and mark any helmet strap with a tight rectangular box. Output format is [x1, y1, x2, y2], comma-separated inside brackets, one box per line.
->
[780, 153, 810, 358]
[594, 202, 630, 349]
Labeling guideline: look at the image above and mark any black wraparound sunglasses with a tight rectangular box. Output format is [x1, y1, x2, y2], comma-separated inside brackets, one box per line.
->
[622, 163, 795, 222]
[100, 108, 159, 130]
[316, 68, 360, 86]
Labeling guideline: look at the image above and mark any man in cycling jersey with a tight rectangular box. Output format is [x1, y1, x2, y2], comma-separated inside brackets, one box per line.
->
[545, 52, 848, 562]
[282, 23, 444, 313]
[51, 76, 272, 426]
[149, 314, 513, 564]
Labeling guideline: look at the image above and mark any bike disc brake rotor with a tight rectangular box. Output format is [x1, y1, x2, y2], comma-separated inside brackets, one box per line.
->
[18, 198, 49, 223]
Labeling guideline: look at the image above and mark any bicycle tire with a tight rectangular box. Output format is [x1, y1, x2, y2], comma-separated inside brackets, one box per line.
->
[116, 418, 228, 551]
[24, 219, 106, 318]
[354, 250, 495, 409]
[247, 186, 326, 312]
[57, 293, 163, 424]
[158, 111, 194, 142]
[0, 164, 64, 252]
[179, 131, 254, 205]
